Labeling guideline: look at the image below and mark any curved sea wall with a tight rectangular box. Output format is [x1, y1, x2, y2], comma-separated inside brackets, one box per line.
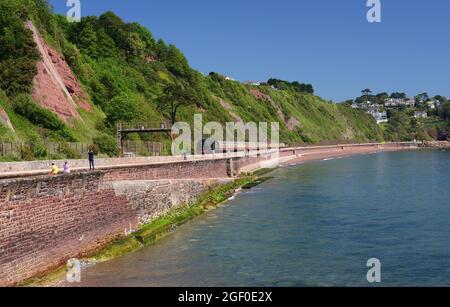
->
[0, 154, 275, 286]
[0, 143, 417, 286]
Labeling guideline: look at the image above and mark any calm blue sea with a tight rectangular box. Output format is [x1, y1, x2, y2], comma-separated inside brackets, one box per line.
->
[72, 150, 450, 287]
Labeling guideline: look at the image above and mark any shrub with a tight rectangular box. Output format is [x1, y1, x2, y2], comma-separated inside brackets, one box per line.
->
[0, 57, 38, 96]
[12, 94, 62, 129]
[104, 93, 138, 126]
[93, 133, 119, 157]
[20, 137, 48, 160]
[0, 2, 39, 96]
[60, 143, 82, 159]
[11, 94, 76, 141]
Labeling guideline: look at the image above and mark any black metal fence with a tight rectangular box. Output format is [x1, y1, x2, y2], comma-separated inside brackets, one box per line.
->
[122, 141, 165, 156]
[0, 142, 91, 159]
[0, 141, 165, 159]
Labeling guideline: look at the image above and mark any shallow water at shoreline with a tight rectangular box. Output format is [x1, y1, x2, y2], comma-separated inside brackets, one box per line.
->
[69, 150, 450, 287]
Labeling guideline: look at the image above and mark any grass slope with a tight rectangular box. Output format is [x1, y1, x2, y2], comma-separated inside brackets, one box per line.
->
[0, 0, 385, 161]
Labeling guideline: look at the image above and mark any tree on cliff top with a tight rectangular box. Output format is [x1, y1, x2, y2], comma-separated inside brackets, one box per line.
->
[104, 93, 138, 125]
[158, 81, 197, 125]
[361, 89, 372, 96]
[439, 101, 450, 121]
[390, 92, 407, 99]
[268, 78, 314, 94]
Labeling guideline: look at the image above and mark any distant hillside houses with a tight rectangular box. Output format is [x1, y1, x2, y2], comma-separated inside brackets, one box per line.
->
[244, 81, 261, 86]
[384, 98, 415, 107]
[414, 111, 428, 119]
[367, 110, 388, 124]
[352, 96, 423, 124]
[353, 96, 441, 111]
[352, 102, 388, 124]
[352, 102, 381, 110]
[426, 98, 441, 110]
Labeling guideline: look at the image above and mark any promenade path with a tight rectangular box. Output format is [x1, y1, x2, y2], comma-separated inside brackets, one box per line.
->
[0, 143, 420, 180]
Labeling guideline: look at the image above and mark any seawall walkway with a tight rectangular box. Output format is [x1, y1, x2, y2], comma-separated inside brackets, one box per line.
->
[0, 142, 420, 286]
[0, 142, 420, 180]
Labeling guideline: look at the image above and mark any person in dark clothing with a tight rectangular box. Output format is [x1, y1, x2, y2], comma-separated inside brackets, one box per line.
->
[88, 149, 95, 170]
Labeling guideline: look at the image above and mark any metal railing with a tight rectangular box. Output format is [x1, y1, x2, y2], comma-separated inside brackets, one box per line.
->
[117, 121, 172, 132]
[0, 142, 91, 158]
[122, 141, 165, 156]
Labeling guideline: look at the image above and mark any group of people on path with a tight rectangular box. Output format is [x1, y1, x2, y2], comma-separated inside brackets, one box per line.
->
[50, 149, 95, 175]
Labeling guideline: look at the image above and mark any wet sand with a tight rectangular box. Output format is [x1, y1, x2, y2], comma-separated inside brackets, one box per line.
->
[279, 145, 415, 167]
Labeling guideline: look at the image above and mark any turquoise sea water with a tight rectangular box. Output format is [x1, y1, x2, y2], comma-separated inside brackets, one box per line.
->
[72, 150, 450, 287]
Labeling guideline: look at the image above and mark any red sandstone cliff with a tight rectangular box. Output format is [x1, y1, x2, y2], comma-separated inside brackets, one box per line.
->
[25, 21, 91, 122]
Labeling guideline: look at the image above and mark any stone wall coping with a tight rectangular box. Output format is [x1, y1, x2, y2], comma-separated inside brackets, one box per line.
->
[0, 158, 229, 181]
[0, 143, 417, 180]
[0, 150, 280, 179]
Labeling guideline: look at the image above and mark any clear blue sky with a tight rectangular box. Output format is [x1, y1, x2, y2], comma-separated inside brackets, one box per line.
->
[49, 0, 450, 102]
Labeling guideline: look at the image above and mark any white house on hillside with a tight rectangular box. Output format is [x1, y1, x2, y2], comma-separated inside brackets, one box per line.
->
[385, 98, 415, 108]
[426, 99, 441, 110]
[244, 81, 261, 86]
[405, 99, 416, 107]
[414, 111, 428, 119]
[367, 110, 388, 124]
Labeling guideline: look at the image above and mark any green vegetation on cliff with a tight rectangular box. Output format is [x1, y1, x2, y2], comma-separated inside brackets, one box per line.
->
[0, 0, 385, 161]
[0, 0, 40, 96]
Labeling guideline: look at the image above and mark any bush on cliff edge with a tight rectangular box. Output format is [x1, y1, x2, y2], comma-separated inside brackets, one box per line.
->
[93, 133, 119, 157]
[11, 94, 76, 141]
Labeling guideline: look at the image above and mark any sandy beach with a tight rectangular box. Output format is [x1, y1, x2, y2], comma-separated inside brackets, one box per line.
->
[279, 144, 416, 167]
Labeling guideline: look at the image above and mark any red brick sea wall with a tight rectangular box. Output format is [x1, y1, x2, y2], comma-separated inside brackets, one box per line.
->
[0, 144, 417, 286]
[0, 158, 246, 286]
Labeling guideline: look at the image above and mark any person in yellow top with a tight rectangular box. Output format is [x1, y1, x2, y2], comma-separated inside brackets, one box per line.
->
[51, 163, 59, 175]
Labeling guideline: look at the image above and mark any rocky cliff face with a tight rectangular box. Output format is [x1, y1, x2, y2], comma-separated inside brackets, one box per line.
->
[0, 108, 14, 132]
[25, 21, 91, 122]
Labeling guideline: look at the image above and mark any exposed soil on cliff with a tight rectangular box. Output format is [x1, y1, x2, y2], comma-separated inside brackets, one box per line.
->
[286, 117, 301, 131]
[249, 88, 300, 131]
[0, 108, 15, 132]
[214, 96, 244, 123]
[25, 21, 91, 122]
